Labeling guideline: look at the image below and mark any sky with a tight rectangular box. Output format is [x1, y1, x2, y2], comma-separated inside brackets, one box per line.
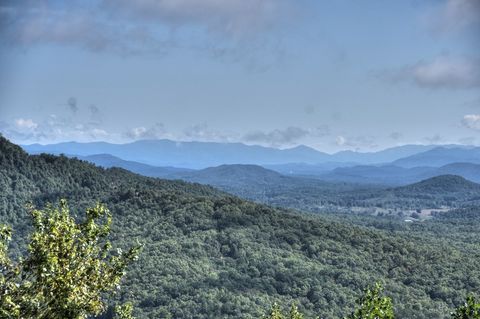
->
[0, 0, 479, 153]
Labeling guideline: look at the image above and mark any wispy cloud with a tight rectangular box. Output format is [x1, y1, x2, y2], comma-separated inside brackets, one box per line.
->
[243, 125, 329, 147]
[380, 0, 480, 90]
[123, 123, 237, 143]
[0, 95, 113, 143]
[462, 114, 480, 130]
[429, 0, 480, 35]
[0, 0, 301, 66]
[183, 124, 236, 142]
[14, 118, 38, 130]
[424, 134, 444, 143]
[0, 114, 113, 144]
[334, 135, 377, 150]
[389, 132, 403, 140]
[124, 123, 169, 140]
[382, 55, 480, 89]
[103, 0, 294, 38]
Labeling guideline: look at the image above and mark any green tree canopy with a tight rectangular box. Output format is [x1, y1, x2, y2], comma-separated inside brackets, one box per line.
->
[344, 283, 394, 319]
[451, 295, 480, 319]
[0, 200, 140, 319]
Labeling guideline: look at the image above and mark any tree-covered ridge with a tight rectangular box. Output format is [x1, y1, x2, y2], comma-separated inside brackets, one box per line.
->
[164, 163, 480, 213]
[1, 203, 478, 319]
[265, 286, 480, 319]
[1, 136, 480, 318]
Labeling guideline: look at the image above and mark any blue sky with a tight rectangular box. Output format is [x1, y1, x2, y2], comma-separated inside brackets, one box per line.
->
[0, 0, 479, 152]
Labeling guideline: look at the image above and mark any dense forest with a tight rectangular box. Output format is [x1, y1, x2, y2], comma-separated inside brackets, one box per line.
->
[1, 136, 480, 318]
[167, 164, 480, 216]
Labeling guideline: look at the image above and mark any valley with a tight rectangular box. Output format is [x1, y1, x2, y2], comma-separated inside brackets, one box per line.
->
[31, 141, 480, 220]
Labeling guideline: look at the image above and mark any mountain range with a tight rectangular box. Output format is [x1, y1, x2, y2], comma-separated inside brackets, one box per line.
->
[3, 135, 480, 318]
[76, 154, 193, 178]
[320, 162, 480, 185]
[21, 139, 480, 188]
[23, 139, 472, 169]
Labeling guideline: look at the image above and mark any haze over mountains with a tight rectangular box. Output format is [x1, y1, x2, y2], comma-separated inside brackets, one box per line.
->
[22, 140, 480, 186]
[22, 139, 457, 168]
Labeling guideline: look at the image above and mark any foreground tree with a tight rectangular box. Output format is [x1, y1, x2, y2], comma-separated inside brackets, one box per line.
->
[262, 303, 305, 319]
[0, 200, 140, 319]
[344, 283, 394, 319]
[262, 283, 394, 319]
[452, 296, 480, 319]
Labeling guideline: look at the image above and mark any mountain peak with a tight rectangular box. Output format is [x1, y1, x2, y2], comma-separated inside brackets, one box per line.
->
[398, 174, 480, 193]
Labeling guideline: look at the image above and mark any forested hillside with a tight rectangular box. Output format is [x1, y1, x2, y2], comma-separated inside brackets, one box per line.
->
[167, 164, 480, 214]
[1, 136, 480, 318]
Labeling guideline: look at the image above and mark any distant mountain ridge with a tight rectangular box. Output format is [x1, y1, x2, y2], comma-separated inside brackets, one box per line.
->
[21, 139, 465, 169]
[392, 146, 480, 168]
[76, 154, 193, 178]
[23, 140, 330, 168]
[22, 141, 480, 186]
[156, 163, 480, 211]
[171, 164, 289, 188]
[318, 162, 480, 185]
[396, 175, 480, 194]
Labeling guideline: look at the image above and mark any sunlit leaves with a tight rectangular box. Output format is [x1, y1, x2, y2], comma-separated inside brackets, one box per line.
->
[451, 295, 480, 319]
[0, 200, 140, 319]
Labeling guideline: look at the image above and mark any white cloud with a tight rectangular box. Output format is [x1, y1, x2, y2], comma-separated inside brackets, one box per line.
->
[1, 111, 118, 144]
[89, 128, 109, 139]
[462, 114, 480, 130]
[385, 56, 480, 89]
[125, 123, 168, 140]
[243, 125, 329, 147]
[14, 118, 38, 130]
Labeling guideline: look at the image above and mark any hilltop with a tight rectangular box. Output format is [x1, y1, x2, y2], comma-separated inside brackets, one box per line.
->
[171, 164, 288, 187]
[396, 175, 480, 194]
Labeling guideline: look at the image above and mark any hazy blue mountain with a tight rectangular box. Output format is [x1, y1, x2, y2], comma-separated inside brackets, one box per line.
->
[76, 154, 193, 178]
[264, 162, 357, 176]
[169, 163, 357, 191]
[22, 140, 467, 169]
[393, 147, 480, 168]
[329, 144, 441, 164]
[166, 163, 480, 211]
[351, 175, 480, 209]
[432, 163, 480, 183]
[171, 164, 289, 188]
[316, 162, 480, 185]
[319, 165, 435, 185]
[22, 140, 330, 168]
[167, 163, 384, 210]
[394, 175, 480, 195]
[137, 163, 370, 194]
